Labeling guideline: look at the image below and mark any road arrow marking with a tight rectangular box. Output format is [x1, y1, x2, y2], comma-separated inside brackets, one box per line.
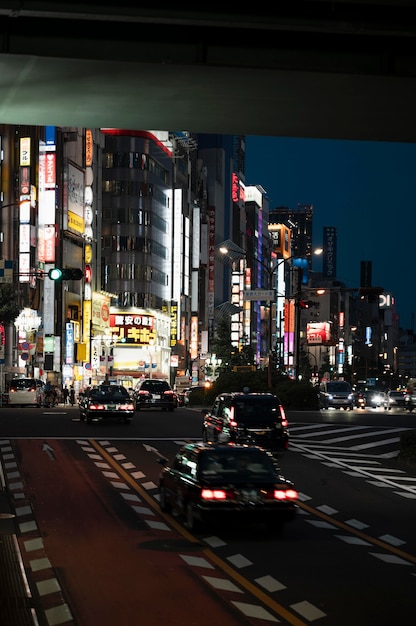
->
[42, 442, 56, 460]
[143, 443, 168, 461]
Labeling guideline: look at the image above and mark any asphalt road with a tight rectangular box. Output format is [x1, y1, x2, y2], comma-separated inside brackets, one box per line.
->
[1, 404, 415, 626]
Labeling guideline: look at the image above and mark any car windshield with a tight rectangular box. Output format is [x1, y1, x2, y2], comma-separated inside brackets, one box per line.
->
[90, 386, 129, 401]
[327, 383, 350, 392]
[200, 449, 275, 480]
[232, 397, 281, 424]
[140, 381, 169, 392]
[10, 379, 36, 390]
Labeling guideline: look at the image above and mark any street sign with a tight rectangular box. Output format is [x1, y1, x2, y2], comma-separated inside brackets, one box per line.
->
[243, 289, 274, 301]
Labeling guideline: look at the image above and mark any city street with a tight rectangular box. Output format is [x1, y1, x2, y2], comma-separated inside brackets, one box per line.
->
[1, 405, 415, 626]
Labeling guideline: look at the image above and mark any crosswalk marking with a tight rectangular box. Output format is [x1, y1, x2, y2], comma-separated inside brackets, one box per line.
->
[290, 424, 416, 498]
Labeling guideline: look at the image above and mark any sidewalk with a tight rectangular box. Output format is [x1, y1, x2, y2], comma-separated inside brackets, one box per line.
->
[0, 467, 36, 626]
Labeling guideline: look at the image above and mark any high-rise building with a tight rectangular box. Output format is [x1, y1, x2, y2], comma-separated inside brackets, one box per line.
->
[269, 203, 313, 264]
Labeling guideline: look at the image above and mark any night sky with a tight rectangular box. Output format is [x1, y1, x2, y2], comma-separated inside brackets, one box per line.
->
[245, 136, 416, 331]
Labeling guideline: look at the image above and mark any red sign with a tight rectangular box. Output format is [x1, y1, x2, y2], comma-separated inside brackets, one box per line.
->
[306, 322, 332, 345]
[84, 264, 92, 283]
[101, 303, 109, 323]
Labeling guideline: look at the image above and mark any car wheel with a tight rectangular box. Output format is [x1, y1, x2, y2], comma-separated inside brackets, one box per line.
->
[159, 485, 171, 513]
[185, 502, 199, 532]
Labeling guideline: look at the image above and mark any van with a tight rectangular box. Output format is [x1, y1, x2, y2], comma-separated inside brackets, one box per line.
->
[318, 380, 354, 410]
[202, 391, 289, 452]
[8, 378, 44, 407]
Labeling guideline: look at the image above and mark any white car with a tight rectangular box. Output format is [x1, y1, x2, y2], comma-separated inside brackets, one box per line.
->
[8, 378, 45, 407]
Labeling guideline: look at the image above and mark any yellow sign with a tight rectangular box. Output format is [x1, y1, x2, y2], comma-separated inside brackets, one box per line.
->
[85, 244, 92, 264]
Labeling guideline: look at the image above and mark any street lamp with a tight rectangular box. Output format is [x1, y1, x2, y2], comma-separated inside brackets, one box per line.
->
[205, 354, 222, 381]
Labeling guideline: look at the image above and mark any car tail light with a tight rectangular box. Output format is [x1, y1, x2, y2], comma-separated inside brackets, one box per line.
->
[138, 390, 150, 397]
[164, 390, 174, 397]
[280, 405, 288, 427]
[120, 404, 134, 411]
[201, 488, 234, 501]
[89, 403, 105, 411]
[273, 488, 298, 501]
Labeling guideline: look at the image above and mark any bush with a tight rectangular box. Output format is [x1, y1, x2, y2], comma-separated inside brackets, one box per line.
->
[191, 370, 319, 410]
[398, 430, 416, 469]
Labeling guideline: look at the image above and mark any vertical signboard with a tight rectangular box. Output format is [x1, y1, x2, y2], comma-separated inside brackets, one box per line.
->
[65, 322, 74, 365]
[322, 226, 337, 279]
[170, 301, 178, 348]
[207, 206, 215, 340]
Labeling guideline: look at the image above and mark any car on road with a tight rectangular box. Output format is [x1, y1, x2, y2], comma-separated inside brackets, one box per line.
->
[158, 442, 298, 532]
[404, 378, 416, 412]
[183, 385, 210, 405]
[79, 384, 135, 424]
[8, 378, 45, 407]
[384, 390, 406, 411]
[363, 389, 385, 408]
[201, 391, 289, 452]
[133, 378, 176, 411]
[318, 380, 354, 410]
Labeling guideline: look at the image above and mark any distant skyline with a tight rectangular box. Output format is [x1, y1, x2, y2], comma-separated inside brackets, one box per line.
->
[245, 136, 416, 330]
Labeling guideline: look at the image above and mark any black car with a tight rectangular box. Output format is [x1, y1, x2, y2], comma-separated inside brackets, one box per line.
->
[79, 384, 135, 424]
[158, 442, 298, 532]
[133, 378, 176, 411]
[201, 391, 289, 452]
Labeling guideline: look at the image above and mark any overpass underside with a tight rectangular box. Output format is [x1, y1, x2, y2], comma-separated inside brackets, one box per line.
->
[0, 2, 416, 141]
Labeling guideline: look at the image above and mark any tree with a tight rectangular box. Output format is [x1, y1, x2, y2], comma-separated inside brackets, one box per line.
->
[210, 317, 234, 365]
[0, 284, 21, 324]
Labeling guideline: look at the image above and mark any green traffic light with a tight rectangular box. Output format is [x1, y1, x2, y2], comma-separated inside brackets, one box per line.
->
[48, 268, 63, 280]
[48, 267, 84, 281]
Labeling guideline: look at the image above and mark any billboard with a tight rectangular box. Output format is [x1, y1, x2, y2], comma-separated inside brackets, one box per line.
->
[306, 322, 332, 345]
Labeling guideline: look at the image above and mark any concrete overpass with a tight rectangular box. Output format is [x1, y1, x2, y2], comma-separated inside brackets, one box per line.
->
[0, 2, 416, 141]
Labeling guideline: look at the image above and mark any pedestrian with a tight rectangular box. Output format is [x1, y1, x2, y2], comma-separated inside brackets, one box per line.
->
[62, 385, 69, 405]
[44, 380, 52, 407]
[69, 385, 75, 406]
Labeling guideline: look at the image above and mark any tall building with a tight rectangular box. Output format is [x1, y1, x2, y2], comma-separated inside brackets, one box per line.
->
[100, 129, 198, 383]
[269, 204, 313, 264]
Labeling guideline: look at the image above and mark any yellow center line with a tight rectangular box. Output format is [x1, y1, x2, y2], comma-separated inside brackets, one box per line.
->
[298, 500, 416, 565]
[89, 439, 309, 625]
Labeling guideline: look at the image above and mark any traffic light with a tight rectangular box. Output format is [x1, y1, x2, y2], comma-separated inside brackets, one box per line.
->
[359, 286, 384, 303]
[48, 268, 84, 281]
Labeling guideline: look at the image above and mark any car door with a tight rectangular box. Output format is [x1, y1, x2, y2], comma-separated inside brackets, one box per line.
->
[164, 450, 195, 513]
[207, 396, 230, 441]
[203, 397, 219, 440]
